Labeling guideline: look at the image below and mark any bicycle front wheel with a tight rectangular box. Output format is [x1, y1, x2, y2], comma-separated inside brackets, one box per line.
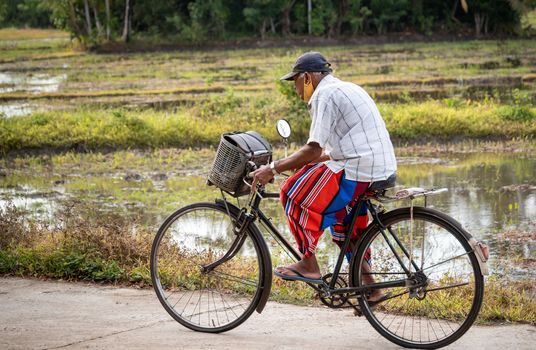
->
[150, 202, 267, 333]
[351, 207, 484, 349]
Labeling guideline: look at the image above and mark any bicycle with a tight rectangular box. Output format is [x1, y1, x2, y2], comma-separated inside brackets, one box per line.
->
[150, 122, 489, 349]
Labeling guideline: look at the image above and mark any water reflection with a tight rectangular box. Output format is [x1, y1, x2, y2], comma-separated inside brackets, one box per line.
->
[0, 72, 67, 93]
[0, 72, 67, 117]
[0, 186, 63, 221]
[255, 153, 536, 279]
[0, 152, 534, 278]
[0, 102, 33, 118]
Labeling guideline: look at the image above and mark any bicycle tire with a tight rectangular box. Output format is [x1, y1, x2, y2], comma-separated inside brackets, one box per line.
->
[350, 207, 484, 349]
[150, 202, 269, 333]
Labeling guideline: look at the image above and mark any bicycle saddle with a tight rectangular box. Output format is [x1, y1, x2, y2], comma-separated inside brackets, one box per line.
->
[367, 173, 397, 192]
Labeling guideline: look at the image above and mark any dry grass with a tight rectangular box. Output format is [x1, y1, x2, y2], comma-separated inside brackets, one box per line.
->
[0, 200, 534, 324]
[0, 201, 153, 283]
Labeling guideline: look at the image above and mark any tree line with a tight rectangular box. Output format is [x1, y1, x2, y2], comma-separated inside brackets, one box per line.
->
[1, 1, 535, 45]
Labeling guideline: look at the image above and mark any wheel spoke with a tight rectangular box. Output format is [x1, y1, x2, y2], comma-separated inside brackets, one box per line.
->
[421, 251, 472, 272]
[150, 204, 264, 331]
[426, 282, 469, 293]
[208, 270, 258, 287]
[354, 207, 484, 348]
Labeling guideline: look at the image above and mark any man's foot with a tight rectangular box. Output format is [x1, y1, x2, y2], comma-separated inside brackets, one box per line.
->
[360, 260, 391, 303]
[367, 289, 384, 302]
[367, 290, 392, 304]
[274, 255, 321, 280]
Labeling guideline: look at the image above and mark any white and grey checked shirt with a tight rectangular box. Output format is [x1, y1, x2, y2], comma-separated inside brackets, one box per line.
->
[307, 74, 397, 182]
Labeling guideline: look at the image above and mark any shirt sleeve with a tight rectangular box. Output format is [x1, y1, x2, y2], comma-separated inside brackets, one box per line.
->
[307, 94, 337, 149]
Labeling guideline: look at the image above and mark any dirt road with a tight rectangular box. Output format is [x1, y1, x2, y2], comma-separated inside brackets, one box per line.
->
[1, 277, 534, 350]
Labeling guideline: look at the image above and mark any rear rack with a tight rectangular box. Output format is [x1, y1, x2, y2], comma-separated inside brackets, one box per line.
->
[372, 187, 448, 203]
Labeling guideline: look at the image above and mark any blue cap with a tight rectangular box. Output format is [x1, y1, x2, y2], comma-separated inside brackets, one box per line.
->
[280, 52, 333, 81]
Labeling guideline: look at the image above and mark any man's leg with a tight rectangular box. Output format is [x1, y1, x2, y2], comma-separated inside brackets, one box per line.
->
[278, 164, 361, 279]
[331, 195, 386, 301]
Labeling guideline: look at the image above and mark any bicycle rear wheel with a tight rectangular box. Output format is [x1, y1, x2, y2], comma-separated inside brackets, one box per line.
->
[351, 207, 484, 349]
[150, 202, 267, 333]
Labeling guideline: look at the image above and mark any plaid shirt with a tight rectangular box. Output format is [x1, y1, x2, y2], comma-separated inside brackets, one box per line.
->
[307, 74, 397, 182]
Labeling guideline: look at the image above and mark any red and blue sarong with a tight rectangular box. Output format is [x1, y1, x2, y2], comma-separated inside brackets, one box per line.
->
[280, 163, 370, 259]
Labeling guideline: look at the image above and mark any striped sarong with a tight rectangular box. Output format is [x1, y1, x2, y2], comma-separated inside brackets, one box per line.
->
[280, 163, 370, 258]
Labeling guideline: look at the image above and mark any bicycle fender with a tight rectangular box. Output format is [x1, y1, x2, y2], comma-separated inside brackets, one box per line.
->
[215, 199, 273, 313]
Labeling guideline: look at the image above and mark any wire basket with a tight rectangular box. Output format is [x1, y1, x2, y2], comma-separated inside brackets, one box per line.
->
[207, 131, 272, 197]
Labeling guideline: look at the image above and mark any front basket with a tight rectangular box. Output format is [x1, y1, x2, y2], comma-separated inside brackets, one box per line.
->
[207, 131, 272, 197]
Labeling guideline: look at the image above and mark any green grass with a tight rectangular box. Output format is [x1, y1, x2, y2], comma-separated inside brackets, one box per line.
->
[1, 97, 534, 154]
[381, 99, 536, 140]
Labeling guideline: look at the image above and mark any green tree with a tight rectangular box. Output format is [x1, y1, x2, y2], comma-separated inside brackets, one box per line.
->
[243, 0, 280, 39]
[370, 0, 409, 34]
[182, 0, 229, 42]
[0, 0, 53, 28]
[462, 0, 530, 36]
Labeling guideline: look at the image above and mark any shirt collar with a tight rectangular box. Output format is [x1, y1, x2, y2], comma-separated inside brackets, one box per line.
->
[308, 74, 337, 105]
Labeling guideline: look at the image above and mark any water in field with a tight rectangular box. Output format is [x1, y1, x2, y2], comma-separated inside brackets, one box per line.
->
[0, 72, 66, 94]
[0, 151, 534, 279]
[0, 72, 67, 117]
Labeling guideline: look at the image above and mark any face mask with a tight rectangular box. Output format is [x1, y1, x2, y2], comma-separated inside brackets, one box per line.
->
[303, 76, 314, 102]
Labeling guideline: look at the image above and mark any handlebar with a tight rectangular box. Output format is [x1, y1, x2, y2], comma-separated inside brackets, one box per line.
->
[263, 192, 280, 198]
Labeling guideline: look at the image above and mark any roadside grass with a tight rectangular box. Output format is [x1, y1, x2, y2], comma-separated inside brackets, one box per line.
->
[0, 202, 534, 324]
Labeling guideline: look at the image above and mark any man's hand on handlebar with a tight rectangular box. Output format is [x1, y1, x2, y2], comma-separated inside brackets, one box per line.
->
[249, 165, 274, 193]
[249, 143, 323, 193]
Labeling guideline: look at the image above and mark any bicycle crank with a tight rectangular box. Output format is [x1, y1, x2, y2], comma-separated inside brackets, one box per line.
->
[319, 273, 349, 308]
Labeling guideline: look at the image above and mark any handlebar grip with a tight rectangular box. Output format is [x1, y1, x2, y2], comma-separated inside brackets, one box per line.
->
[246, 161, 258, 179]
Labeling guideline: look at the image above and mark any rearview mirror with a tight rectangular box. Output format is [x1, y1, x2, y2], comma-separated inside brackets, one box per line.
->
[276, 119, 291, 139]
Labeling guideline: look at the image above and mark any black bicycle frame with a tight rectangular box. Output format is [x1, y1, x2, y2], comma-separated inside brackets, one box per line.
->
[208, 188, 422, 296]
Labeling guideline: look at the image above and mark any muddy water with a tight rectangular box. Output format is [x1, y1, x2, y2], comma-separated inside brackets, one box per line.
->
[0, 72, 66, 117]
[394, 154, 536, 280]
[0, 152, 534, 279]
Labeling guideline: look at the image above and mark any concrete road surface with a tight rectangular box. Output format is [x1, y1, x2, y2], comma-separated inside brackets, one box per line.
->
[1, 277, 534, 349]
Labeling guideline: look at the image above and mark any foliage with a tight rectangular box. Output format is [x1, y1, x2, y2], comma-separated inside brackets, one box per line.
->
[0, 0, 52, 28]
[498, 89, 536, 122]
[370, 0, 409, 34]
[275, 79, 310, 140]
[2, 1, 534, 45]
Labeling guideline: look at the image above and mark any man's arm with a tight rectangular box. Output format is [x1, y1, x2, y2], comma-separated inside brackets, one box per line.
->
[312, 152, 330, 163]
[274, 142, 323, 173]
[250, 142, 323, 189]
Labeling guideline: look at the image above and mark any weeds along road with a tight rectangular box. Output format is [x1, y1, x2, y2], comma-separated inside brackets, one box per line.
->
[1, 277, 534, 350]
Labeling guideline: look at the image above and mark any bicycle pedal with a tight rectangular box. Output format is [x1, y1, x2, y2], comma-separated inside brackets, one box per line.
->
[347, 301, 362, 316]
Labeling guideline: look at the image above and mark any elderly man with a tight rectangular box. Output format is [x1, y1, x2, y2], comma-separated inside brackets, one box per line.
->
[251, 52, 396, 300]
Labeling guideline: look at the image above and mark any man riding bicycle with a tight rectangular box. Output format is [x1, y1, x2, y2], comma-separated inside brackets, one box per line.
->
[251, 52, 397, 302]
